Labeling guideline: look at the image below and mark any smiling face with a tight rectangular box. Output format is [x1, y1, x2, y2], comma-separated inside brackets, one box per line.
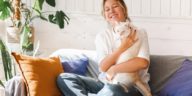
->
[103, 0, 127, 26]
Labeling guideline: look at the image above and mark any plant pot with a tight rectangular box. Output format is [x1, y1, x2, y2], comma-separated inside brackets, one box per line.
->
[6, 27, 20, 43]
[6, 26, 21, 53]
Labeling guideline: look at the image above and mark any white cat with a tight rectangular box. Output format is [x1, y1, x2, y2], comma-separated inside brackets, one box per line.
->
[110, 21, 152, 96]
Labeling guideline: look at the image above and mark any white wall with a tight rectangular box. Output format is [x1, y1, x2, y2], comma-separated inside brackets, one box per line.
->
[32, 0, 192, 56]
[60, 0, 192, 17]
[0, 20, 6, 39]
[33, 14, 106, 56]
[1, 0, 192, 56]
[1, 0, 192, 81]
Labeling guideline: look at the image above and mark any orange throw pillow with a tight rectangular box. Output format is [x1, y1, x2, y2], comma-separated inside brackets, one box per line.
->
[12, 52, 64, 96]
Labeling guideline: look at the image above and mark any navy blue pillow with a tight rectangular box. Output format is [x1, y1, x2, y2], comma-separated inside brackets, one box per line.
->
[159, 59, 192, 96]
[60, 54, 89, 76]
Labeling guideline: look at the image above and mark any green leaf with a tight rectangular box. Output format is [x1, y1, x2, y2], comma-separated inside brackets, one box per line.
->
[55, 11, 64, 29]
[0, 80, 4, 88]
[45, 0, 55, 7]
[31, 7, 48, 22]
[63, 16, 69, 25]
[34, 0, 44, 11]
[0, 39, 13, 81]
[63, 12, 70, 21]
[48, 11, 70, 29]
[0, 1, 12, 20]
[21, 26, 30, 46]
[32, 7, 42, 16]
[20, 25, 33, 52]
[0, 0, 4, 9]
[48, 14, 56, 24]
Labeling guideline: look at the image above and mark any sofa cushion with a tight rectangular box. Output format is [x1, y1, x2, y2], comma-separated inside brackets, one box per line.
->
[12, 52, 63, 96]
[159, 59, 192, 96]
[148, 55, 192, 95]
[50, 49, 99, 78]
[60, 54, 89, 76]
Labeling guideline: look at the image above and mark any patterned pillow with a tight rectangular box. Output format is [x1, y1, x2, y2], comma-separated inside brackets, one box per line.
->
[159, 59, 192, 96]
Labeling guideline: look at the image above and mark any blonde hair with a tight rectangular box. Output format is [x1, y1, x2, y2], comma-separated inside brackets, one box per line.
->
[101, 0, 131, 21]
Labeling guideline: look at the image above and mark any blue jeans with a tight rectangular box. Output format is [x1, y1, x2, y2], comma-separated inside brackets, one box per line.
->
[57, 73, 142, 96]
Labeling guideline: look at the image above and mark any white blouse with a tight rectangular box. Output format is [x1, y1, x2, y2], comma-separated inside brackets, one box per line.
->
[95, 26, 150, 86]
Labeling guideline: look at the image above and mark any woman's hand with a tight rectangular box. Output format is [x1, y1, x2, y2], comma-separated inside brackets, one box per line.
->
[118, 27, 138, 52]
[106, 65, 116, 81]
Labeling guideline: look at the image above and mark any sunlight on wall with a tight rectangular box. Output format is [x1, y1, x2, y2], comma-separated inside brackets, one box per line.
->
[33, 0, 192, 56]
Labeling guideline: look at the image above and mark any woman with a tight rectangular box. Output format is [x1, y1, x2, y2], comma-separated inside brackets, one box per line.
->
[57, 0, 150, 96]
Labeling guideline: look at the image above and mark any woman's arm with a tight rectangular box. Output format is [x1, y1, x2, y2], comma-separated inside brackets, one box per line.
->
[107, 30, 150, 80]
[106, 57, 149, 80]
[99, 28, 138, 72]
[107, 57, 149, 77]
[99, 48, 123, 72]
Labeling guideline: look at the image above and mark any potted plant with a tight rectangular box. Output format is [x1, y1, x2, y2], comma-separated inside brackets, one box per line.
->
[0, 0, 23, 45]
[0, 0, 69, 29]
[0, 0, 69, 54]
[0, 38, 15, 87]
[0, 0, 69, 86]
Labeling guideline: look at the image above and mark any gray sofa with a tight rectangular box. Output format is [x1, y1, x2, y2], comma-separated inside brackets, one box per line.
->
[148, 55, 192, 95]
[52, 49, 192, 96]
[2, 49, 192, 96]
